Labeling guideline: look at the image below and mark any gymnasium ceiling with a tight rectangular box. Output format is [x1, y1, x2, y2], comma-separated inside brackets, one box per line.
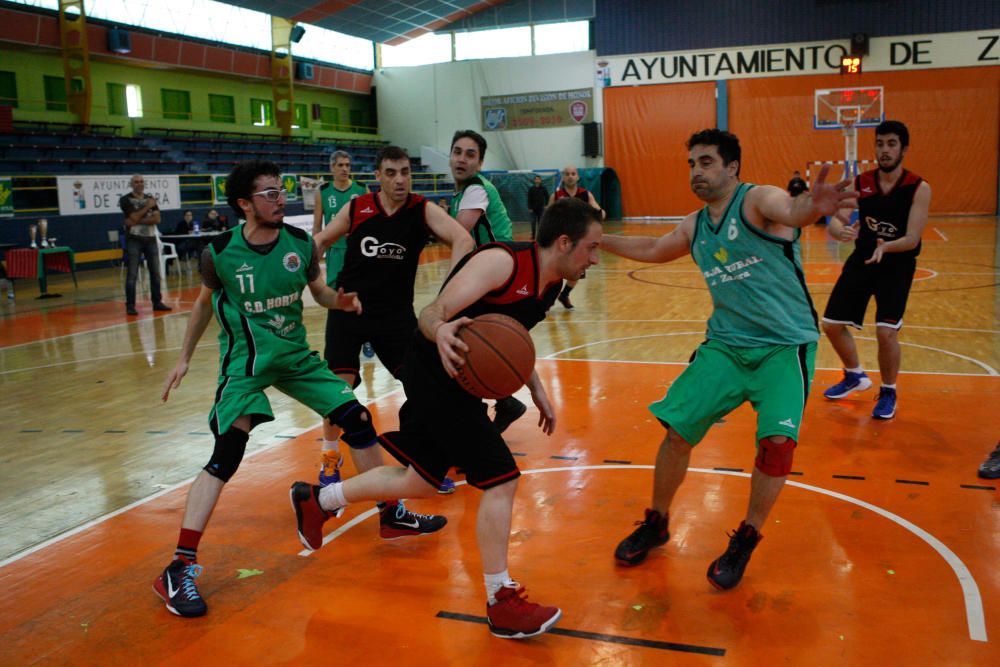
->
[229, 1, 510, 46]
[226, 0, 594, 46]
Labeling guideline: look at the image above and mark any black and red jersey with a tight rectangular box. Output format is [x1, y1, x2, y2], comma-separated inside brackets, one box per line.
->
[853, 168, 924, 260]
[555, 186, 591, 203]
[409, 241, 561, 384]
[337, 192, 430, 317]
[448, 241, 562, 331]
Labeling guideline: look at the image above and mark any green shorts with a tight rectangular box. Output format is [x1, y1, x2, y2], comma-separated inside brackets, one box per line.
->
[209, 350, 358, 435]
[650, 339, 816, 445]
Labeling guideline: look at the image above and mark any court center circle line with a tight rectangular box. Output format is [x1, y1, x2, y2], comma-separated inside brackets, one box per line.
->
[303, 464, 987, 643]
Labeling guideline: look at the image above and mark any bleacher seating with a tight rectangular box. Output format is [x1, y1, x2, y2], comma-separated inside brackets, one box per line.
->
[0, 129, 192, 175]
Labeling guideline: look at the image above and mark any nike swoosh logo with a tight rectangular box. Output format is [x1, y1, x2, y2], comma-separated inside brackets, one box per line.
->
[396, 519, 420, 529]
[166, 574, 178, 598]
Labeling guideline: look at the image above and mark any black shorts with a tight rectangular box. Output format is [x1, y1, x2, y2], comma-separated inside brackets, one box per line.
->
[324, 309, 417, 380]
[378, 346, 520, 491]
[822, 254, 916, 330]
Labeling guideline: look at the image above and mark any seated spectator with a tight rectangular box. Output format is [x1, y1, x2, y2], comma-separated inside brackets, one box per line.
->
[203, 209, 224, 231]
[172, 210, 199, 260]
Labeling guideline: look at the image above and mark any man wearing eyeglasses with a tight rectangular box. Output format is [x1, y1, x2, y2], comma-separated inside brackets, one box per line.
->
[154, 159, 386, 618]
[313, 145, 475, 508]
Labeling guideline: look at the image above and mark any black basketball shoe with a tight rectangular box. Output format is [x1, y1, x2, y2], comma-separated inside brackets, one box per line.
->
[494, 396, 527, 434]
[614, 508, 670, 566]
[707, 521, 762, 590]
[153, 559, 207, 617]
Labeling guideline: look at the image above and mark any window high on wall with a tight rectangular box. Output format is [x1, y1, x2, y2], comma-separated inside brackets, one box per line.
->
[380, 21, 591, 68]
[7, 0, 374, 71]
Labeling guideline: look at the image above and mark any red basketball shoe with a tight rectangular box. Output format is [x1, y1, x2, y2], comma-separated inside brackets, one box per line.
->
[486, 584, 561, 639]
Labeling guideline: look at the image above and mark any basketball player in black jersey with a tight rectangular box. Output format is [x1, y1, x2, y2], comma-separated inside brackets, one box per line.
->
[292, 197, 603, 639]
[822, 120, 932, 419]
[310, 145, 474, 532]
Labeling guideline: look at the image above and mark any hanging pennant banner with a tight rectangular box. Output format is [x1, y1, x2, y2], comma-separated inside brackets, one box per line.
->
[481, 88, 594, 131]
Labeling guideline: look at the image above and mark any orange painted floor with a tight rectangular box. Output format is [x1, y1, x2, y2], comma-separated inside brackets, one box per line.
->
[1, 362, 997, 664]
[0, 219, 997, 664]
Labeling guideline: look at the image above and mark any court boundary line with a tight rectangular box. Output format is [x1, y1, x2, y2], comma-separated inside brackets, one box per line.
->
[0, 388, 403, 569]
[303, 464, 987, 643]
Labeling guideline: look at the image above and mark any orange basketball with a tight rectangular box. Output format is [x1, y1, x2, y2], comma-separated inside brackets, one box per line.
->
[454, 313, 536, 400]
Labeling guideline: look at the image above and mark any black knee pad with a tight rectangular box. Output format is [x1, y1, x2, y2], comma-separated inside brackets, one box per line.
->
[204, 428, 249, 482]
[327, 400, 377, 449]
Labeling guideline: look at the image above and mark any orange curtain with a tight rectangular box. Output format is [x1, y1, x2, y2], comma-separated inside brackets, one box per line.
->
[729, 68, 1000, 215]
[604, 82, 716, 217]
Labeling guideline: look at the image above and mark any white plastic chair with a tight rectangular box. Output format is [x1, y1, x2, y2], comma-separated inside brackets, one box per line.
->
[156, 233, 179, 278]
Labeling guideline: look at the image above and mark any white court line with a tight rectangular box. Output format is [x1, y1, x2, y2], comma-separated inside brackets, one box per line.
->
[853, 336, 998, 376]
[543, 332, 1000, 376]
[934, 227, 949, 241]
[0, 387, 402, 570]
[302, 464, 987, 643]
[536, 319, 1000, 335]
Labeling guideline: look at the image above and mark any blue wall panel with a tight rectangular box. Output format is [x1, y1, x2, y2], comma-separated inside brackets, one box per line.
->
[595, 0, 1000, 56]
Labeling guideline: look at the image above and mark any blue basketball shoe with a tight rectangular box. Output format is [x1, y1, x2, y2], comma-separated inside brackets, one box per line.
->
[872, 386, 897, 419]
[823, 370, 872, 399]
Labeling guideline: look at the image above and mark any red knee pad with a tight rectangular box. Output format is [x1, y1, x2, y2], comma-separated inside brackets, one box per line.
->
[755, 437, 797, 477]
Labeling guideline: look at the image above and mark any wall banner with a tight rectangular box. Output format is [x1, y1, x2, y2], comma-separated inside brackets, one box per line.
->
[602, 29, 1000, 86]
[481, 88, 594, 131]
[56, 175, 181, 217]
[212, 174, 228, 205]
[0, 177, 13, 217]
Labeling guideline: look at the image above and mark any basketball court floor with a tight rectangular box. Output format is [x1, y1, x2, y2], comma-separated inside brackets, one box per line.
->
[0, 218, 997, 664]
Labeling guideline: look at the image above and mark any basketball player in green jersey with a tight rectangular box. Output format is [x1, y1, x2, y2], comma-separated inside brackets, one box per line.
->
[153, 159, 411, 618]
[602, 129, 855, 590]
[313, 150, 369, 485]
[449, 129, 525, 433]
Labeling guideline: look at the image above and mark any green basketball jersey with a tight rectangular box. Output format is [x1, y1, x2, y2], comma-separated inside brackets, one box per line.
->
[691, 183, 819, 347]
[319, 180, 367, 285]
[210, 225, 315, 376]
[450, 174, 513, 246]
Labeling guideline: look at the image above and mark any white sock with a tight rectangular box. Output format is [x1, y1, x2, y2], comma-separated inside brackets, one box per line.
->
[318, 482, 348, 511]
[484, 570, 514, 605]
[846, 366, 864, 374]
[322, 439, 341, 455]
[881, 383, 896, 390]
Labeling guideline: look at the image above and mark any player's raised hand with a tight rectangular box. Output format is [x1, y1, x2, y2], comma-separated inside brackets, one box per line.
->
[811, 163, 858, 216]
[162, 360, 189, 402]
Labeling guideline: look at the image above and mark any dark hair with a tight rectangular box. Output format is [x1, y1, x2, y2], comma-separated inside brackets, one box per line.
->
[375, 145, 410, 169]
[687, 128, 742, 175]
[875, 120, 909, 147]
[451, 129, 487, 162]
[536, 197, 601, 248]
[183, 209, 193, 215]
[225, 159, 281, 219]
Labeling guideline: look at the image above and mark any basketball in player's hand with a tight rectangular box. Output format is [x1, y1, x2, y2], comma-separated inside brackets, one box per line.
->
[454, 313, 536, 399]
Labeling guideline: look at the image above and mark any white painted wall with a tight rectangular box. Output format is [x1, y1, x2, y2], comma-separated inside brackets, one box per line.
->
[374, 50, 602, 172]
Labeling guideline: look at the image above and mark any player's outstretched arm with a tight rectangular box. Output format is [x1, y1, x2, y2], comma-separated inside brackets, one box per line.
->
[752, 163, 857, 229]
[600, 214, 695, 263]
[424, 201, 476, 272]
[312, 204, 351, 252]
[162, 286, 215, 401]
[418, 248, 512, 376]
[309, 278, 362, 313]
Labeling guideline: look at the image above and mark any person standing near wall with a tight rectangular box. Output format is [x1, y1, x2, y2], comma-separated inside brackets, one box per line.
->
[120, 174, 171, 316]
[527, 175, 548, 239]
[821, 120, 931, 420]
[549, 165, 604, 309]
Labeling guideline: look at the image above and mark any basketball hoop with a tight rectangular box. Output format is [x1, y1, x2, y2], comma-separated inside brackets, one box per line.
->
[814, 88, 884, 181]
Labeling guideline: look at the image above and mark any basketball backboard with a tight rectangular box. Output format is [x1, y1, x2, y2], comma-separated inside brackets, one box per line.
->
[814, 86, 884, 130]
